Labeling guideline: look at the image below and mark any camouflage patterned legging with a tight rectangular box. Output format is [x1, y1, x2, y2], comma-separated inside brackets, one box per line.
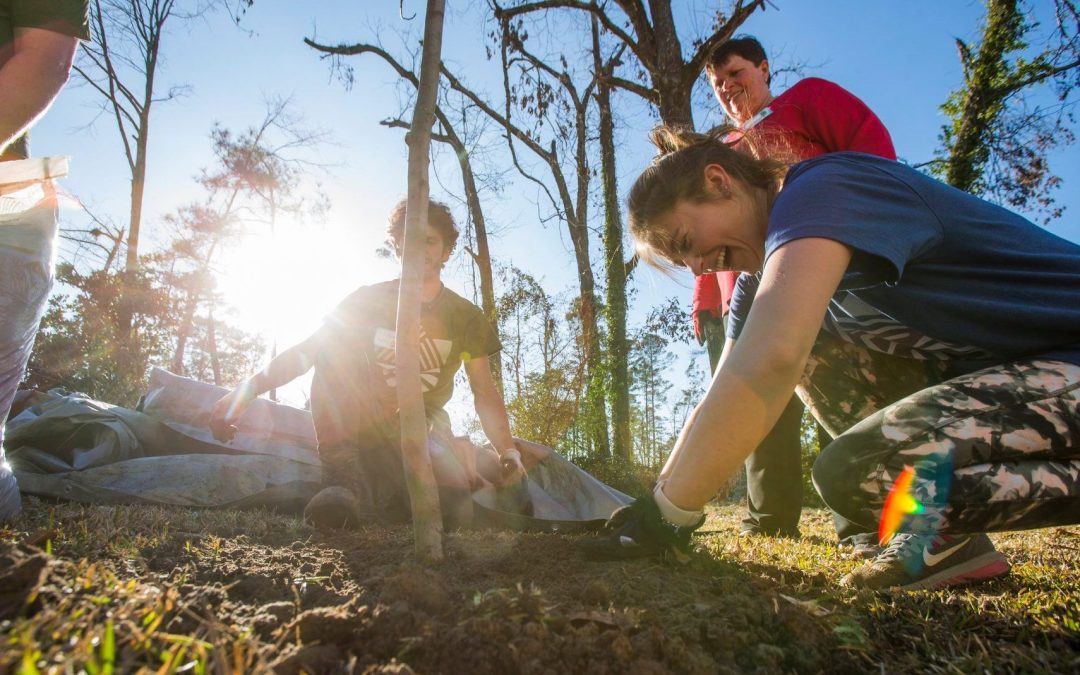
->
[804, 334, 1080, 535]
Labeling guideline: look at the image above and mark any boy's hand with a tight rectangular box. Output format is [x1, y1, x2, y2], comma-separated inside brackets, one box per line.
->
[498, 447, 526, 485]
[209, 385, 255, 442]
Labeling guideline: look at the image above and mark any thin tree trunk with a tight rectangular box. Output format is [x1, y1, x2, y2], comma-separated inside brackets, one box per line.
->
[594, 18, 631, 461]
[171, 237, 224, 376]
[315, 42, 505, 388]
[456, 150, 502, 387]
[125, 120, 150, 272]
[398, 0, 447, 562]
[172, 292, 198, 375]
[208, 302, 221, 385]
[102, 226, 124, 272]
[568, 89, 610, 458]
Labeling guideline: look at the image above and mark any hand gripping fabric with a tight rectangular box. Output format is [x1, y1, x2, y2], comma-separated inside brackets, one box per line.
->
[582, 495, 705, 562]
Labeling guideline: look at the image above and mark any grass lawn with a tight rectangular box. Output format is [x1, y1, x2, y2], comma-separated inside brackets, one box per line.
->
[2, 497, 1078, 673]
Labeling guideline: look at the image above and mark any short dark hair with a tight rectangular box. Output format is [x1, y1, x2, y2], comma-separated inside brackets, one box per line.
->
[386, 198, 459, 256]
[706, 35, 770, 85]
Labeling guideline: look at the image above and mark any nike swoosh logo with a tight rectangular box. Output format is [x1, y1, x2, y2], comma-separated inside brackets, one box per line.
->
[619, 535, 640, 548]
[923, 540, 964, 566]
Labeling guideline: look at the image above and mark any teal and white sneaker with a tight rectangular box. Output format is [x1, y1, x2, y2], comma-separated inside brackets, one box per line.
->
[841, 533, 1010, 590]
[838, 532, 884, 559]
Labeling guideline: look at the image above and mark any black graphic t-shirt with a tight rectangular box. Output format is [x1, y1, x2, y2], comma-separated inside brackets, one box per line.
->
[309, 280, 501, 446]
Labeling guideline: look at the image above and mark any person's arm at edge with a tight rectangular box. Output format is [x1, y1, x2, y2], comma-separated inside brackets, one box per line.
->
[464, 355, 525, 482]
[0, 28, 80, 154]
[662, 237, 851, 510]
[209, 330, 323, 440]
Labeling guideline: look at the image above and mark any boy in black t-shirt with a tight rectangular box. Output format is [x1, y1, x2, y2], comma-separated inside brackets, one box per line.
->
[209, 200, 524, 528]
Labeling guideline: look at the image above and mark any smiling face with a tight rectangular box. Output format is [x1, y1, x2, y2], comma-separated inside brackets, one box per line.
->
[387, 200, 458, 282]
[389, 222, 451, 281]
[652, 164, 770, 275]
[707, 54, 772, 124]
[420, 223, 452, 280]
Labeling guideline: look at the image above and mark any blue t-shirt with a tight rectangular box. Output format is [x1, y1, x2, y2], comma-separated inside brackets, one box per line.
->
[727, 152, 1080, 367]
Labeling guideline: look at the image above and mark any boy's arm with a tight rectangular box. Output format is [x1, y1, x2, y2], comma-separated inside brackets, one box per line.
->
[209, 330, 324, 441]
[464, 355, 525, 483]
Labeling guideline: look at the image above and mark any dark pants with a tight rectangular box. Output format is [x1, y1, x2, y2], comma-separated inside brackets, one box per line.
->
[742, 396, 805, 535]
[703, 314, 816, 537]
[803, 333, 1080, 536]
[319, 424, 474, 529]
[315, 362, 474, 528]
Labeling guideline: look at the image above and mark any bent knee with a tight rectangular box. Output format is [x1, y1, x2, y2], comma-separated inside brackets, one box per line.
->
[811, 433, 879, 511]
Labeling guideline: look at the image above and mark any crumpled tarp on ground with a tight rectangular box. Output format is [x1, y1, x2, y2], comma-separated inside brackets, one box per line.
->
[5, 367, 630, 529]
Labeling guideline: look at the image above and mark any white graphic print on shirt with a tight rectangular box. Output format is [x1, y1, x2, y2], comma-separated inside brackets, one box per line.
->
[373, 326, 453, 391]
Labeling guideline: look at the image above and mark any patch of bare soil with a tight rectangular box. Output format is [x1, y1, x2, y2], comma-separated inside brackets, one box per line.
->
[0, 504, 857, 674]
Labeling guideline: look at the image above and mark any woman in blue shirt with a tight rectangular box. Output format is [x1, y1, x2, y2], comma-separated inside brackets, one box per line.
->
[592, 125, 1080, 591]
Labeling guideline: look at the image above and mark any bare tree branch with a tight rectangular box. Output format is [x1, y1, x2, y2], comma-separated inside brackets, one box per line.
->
[999, 57, 1080, 96]
[493, 0, 640, 59]
[685, 0, 767, 80]
[606, 74, 654, 100]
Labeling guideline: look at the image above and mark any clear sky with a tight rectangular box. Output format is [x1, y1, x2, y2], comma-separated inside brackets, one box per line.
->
[33, 1, 1080, 413]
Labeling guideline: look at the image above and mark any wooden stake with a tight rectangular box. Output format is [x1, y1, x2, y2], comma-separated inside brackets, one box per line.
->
[397, 0, 447, 562]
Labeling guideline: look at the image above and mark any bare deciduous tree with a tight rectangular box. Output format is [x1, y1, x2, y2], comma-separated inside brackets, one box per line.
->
[73, 0, 248, 385]
[493, 0, 768, 127]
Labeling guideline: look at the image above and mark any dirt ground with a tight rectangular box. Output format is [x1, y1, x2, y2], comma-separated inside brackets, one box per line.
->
[2, 498, 1078, 673]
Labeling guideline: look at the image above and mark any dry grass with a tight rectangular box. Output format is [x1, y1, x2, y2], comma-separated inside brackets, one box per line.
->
[1, 497, 1077, 673]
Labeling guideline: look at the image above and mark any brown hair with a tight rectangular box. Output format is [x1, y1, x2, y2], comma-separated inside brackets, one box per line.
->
[627, 125, 787, 270]
[386, 198, 460, 256]
[706, 35, 770, 85]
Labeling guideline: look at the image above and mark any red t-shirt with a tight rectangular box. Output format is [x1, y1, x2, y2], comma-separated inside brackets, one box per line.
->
[691, 77, 896, 334]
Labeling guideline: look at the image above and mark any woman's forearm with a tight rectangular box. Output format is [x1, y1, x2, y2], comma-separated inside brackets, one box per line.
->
[659, 336, 736, 483]
[662, 238, 852, 510]
[663, 345, 807, 509]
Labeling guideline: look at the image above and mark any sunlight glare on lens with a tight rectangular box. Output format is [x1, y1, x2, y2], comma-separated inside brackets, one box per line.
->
[878, 465, 925, 545]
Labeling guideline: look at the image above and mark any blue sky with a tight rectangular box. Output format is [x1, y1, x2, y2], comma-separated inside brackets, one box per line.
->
[33, 1, 1080, 410]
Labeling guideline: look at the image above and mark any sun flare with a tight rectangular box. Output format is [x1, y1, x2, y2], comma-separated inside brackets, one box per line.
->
[214, 218, 396, 350]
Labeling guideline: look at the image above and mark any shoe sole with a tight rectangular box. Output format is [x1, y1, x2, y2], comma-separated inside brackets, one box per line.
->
[846, 547, 883, 560]
[740, 530, 800, 539]
[900, 552, 1011, 590]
